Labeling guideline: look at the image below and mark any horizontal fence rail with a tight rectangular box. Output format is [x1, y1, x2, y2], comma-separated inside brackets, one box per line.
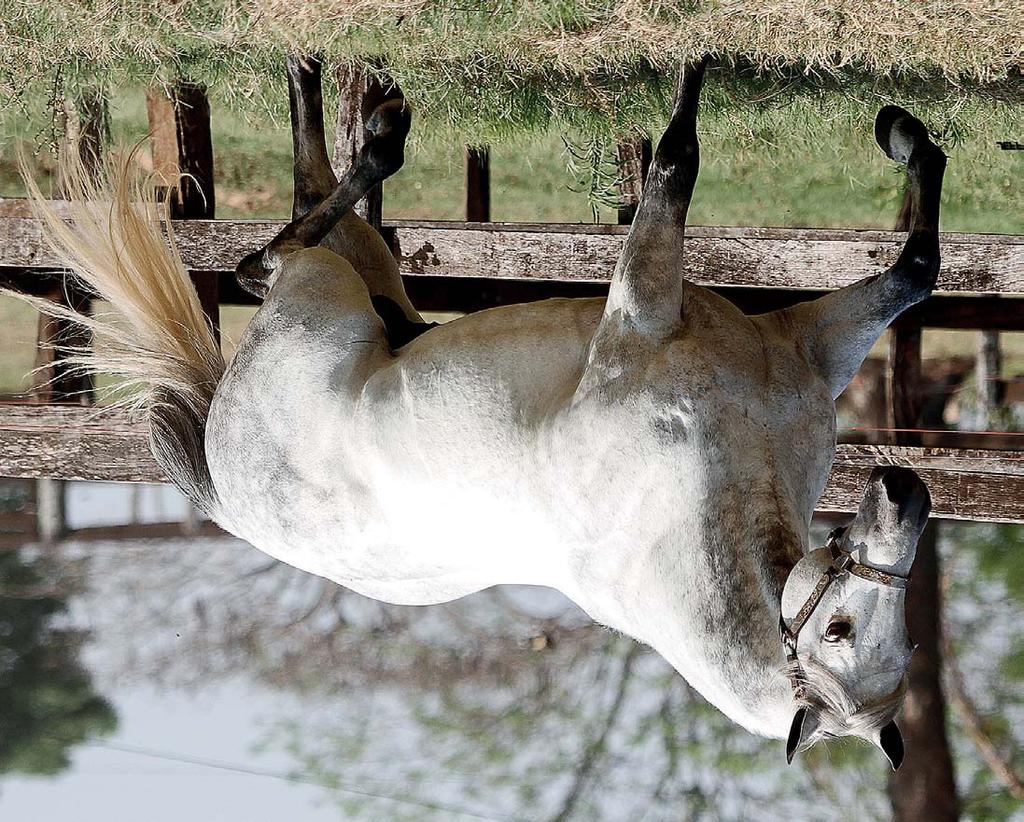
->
[1, 405, 1023, 524]
[5, 217, 1023, 326]
[2, 217, 1024, 293]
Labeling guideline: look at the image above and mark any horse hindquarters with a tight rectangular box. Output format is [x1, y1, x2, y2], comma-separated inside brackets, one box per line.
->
[208, 249, 514, 604]
[207, 247, 392, 541]
[262, 247, 392, 375]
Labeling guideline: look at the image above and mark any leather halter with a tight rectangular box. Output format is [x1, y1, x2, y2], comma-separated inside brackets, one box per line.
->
[779, 529, 910, 698]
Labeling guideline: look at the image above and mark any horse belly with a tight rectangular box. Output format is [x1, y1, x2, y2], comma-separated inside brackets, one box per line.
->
[334, 297, 608, 595]
[346, 390, 572, 596]
[208, 363, 569, 606]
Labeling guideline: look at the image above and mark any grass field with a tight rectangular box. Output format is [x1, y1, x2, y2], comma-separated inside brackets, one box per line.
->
[4, 1, 1022, 146]
[4, 82, 1022, 231]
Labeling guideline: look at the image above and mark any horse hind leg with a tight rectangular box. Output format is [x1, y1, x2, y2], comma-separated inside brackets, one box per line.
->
[287, 54, 337, 219]
[240, 55, 431, 348]
[323, 70, 427, 337]
[768, 106, 947, 398]
[604, 56, 709, 335]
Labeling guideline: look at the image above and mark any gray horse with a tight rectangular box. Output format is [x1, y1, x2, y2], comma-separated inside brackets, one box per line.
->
[22, 55, 944, 769]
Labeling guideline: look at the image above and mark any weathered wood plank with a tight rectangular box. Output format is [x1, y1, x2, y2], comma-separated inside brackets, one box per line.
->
[2, 217, 1022, 295]
[391, 222, 1024, 294]
[7, 269, 1024, 331]
[0, 405, 159, 483]
[818, 463, 1024, 524]
[0, 519, 225, 550]
[1, 405, 1021, 522]
[834, 443, 1024, 476]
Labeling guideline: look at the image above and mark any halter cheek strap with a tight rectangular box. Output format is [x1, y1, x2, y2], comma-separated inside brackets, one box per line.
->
[779, 531, 910, 697]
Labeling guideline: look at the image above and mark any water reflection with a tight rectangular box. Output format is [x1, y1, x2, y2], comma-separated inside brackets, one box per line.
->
[0, 479, 1022, 820]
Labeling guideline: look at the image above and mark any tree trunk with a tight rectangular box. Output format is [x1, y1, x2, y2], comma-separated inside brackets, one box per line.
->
[888, 522, 959, 821]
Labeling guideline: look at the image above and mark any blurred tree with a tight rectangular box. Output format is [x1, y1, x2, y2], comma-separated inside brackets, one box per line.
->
[943, 522, 1024, 819]
[61, 523, 1024, 820]
[0, 547, 117, 775]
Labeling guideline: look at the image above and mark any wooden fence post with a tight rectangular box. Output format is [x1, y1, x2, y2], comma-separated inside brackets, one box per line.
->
[616, 136, 652, 225]
[886, 327, 923, 446]
[146, 82, 220, 339]
[886, 189, 959, 822]
[36, 90, 108, 405]
[465, 147, 490, 222]
[333, 65, 386, 234]
[146, 83, 216, 219]
[976, 330, 1003, 428]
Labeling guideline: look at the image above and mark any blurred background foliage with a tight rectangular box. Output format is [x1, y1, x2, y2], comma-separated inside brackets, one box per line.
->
[0, 504, 117, 777]
[0, 513, 1015, 819]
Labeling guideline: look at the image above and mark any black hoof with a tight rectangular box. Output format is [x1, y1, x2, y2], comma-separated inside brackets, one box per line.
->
[363, 99, 412, 179]
[874, 106, 934, 164]
[235, 251, 271, 299]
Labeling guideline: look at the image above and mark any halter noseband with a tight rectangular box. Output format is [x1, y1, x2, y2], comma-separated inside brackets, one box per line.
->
[779, 529, 910, 697]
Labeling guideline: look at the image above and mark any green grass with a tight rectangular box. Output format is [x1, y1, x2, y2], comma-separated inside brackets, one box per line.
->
[6, 80, 1021, 232]
[2, 2, 1023, 165]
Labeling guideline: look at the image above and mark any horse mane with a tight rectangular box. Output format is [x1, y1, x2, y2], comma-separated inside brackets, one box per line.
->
[787, 657, 907, 738]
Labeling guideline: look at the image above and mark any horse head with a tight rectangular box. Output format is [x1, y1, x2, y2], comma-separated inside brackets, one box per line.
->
[781, 466, 931, 769]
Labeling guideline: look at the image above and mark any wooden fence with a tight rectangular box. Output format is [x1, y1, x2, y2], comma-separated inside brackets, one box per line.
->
[1, 78, 1022, 524]
[2, 217, 1023, 523]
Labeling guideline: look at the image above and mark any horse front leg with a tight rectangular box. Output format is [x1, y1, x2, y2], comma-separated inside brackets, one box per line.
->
[774, 107, 947, 398]
[574, 58, 708, 400]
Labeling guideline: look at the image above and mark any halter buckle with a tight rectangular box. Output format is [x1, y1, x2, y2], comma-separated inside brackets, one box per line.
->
[831, 551, 855, 574]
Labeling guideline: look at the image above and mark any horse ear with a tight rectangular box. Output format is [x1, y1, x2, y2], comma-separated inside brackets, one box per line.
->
[872, 721, 905, 771]
[786, 708, 819, 764]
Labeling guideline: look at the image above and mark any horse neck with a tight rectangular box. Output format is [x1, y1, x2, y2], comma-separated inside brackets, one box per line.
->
[589, 507, 806, 737]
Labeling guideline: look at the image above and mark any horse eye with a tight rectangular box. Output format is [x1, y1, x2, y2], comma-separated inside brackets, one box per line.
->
[824, 620, 853, 642]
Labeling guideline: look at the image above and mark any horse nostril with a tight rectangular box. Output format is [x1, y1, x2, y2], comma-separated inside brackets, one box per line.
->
[824, 620, 853, 642]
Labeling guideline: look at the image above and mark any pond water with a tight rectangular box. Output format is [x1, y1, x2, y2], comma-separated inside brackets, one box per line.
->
[0, 480, 1022, 821]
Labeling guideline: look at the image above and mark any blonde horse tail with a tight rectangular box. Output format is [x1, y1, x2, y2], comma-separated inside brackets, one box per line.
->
[7, 147, 226, 519]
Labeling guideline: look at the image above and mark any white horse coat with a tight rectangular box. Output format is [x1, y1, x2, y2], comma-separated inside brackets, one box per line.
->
[208, 242, 860, 737]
